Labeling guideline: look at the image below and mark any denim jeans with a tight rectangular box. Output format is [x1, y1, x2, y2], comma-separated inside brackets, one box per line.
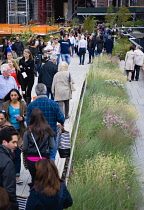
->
[49, 139, 56, 161]
[56, 54, 61, 66]
[61, 54, 71, 65]
[71, 44, 74, 56]
[35, 54, 42, 73]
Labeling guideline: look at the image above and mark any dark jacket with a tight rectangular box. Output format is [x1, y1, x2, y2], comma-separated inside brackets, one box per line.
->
[0, 145, 18, 210]
[15, 68, 25, 91]
[19, 57, 35, 81]
[87, 39, 95, 49]
[12, 41, 24, 56]
[23, 130, 54, 158]
[105, 39, 114, 53]
[26, 39, 38, 56]
[26, 182, 73, 210]
[38, 61, 58, 88]
[95, 38, 103, 52]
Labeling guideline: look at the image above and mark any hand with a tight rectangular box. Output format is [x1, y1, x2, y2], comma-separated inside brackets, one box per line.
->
[19, 65, 23, 68]
[22, 91, 25, 95]
[70, 53, 72, 56]
[16, 116, 23, 121]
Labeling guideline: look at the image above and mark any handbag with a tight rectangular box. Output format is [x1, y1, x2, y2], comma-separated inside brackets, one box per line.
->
[69, 73, 76, 91]
[57, 125, 70, 158]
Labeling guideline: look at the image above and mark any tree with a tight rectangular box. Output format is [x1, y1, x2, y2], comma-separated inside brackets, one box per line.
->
[105, 6, 117, 27]
[117, 7, 131, 26]
[83, 16, 95, 33]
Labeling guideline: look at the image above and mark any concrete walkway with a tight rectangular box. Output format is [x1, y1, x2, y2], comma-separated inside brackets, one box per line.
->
[16, 53, 90, 197]
[120, 61, 144, 208]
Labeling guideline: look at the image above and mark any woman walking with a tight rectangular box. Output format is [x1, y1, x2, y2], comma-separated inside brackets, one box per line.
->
[23, 108, 54, 185]
[124, 46, 135, 82]
[52, 38, 61, 65]
[7, 58, 25, 94]
[2, 89, 26, 183]
[19, 49, 35, 104]
[26, 159, 73, 210]
[52, 61, 75, 119]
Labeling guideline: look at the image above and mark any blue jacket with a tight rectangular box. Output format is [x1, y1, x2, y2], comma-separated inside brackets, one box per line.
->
[26, 182, 73, 210]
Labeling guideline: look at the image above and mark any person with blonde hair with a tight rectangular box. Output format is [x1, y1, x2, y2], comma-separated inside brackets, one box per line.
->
[7, 58, 25, 94]
[26, 159, 73, 210]
[19, 49, 35, 104]
[52, 61, 74, 119]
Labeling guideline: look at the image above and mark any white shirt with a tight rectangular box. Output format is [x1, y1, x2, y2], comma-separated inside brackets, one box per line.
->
[78, 39, 87, 51]
[53, 43, 61, 54]
[69, 36, 75, 45]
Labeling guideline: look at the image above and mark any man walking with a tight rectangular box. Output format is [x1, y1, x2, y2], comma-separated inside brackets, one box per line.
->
[132, 45, 144, 81]
[0, 64, 18, 107]
[26, 83, 65, 161]
[38, 54, 58, 100]
[0, 126, 19, 210]
[59, 34, 72, 65]
[12, 36, 24, 57]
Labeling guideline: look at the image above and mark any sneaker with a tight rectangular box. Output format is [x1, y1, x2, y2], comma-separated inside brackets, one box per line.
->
[16, 179, 23, 184]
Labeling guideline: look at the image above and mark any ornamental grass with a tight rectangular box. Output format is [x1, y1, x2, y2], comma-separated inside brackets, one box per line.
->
[68, 55, 142, 210]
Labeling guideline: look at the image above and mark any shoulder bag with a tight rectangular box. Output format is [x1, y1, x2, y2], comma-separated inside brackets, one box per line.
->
[68, 73, 76, 91]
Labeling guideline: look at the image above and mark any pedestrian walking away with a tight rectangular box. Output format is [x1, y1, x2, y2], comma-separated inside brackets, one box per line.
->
[26, 83, 65, 161]
[26, 159, 73, 210]
[124, 46, 135, 82]
[78, 35, 87, 65]
[132, 45, 144, 81]
[23, 108, 54, 186]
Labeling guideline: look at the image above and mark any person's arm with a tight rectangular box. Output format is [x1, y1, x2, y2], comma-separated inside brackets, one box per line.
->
[48, 136, 55, 149]
[62, 183, 73, 209]
[2, 161, 18, 209]
[23, 131, 29, 151]
[26, 104, 32, 125]
[29, 40, 39, 49]
[16, 69, 25, 93]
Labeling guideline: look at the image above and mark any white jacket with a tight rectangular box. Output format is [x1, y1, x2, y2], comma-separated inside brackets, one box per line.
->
[134, 49, 144, 66]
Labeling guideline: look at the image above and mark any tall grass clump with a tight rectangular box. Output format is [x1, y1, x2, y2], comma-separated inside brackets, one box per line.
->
[68, 55, 142, 210]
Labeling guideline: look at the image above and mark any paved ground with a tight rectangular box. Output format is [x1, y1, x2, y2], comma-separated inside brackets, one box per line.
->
[16, 53, 90, 197]
[120, 61, 144, 208]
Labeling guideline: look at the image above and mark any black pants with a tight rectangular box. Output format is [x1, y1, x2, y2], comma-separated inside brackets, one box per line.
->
[88, 49, 94, 63]
[132, 65, 141, 80]
[27, 160, 36, 184]
[79, 48, 86, 64]
[23, 77, 34, 98]
[57, 100, 69, 117]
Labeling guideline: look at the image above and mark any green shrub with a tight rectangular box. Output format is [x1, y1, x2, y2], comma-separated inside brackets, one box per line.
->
[68, 55, 142, 209]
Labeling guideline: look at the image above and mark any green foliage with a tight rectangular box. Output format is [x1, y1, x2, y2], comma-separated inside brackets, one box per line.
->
[124, 19, 144, 27]
[112, 36, 132, 60]
[117, 7, 131, 26]
[105, 6, 117, 28]
[68, 56, 142, 210]
[83, 16, 95, 33]
[71, 18, 80, 26]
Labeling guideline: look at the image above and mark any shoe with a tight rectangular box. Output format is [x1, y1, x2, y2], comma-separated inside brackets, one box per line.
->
[87, 62, 91, 64]
[82, 63, 84, 65]
[65, 115, 70, 119]
[79, 63, 81, 65]
[129, 80, 131, 82]
[135, 79, 138, 81]
[16, 179, 23, 184]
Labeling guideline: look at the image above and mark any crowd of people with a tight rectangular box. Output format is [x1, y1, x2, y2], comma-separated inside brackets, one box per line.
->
[0, 23, 140, 210]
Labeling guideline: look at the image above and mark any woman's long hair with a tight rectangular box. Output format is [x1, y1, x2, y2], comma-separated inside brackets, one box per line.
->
[7, 58, 20, 70]
[34, 159, 60, 196]
[4, 89, 22, 102]
[26, 108, 54, 140]
[0, 186, 10, 210]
